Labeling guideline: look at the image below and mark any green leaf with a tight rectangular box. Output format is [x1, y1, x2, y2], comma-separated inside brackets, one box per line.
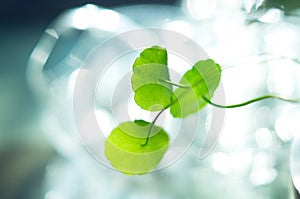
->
[132, 46, 173, 111]
[133, 46, 168, 67]
[170, 59, 222, 118]
[105, 120, 169, 175]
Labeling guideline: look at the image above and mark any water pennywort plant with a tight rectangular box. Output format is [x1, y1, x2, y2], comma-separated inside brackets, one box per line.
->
[104, 46, 300, 175]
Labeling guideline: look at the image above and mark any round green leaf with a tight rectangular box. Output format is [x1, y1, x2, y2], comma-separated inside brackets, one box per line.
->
[105, 120, 169, 175]
[131, 46, 173, 111]
[133, 46, 168, 67]
[170, 59, 222, 118]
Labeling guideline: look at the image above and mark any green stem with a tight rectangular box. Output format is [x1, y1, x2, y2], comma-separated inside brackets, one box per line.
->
[159, 79, 190, 88]
[161, 79, 300, 108]
[142, 79, 300, 146]
[202, 95, 300, 108]
[141, 109, 166, 147]
[140, 79, 181, 147]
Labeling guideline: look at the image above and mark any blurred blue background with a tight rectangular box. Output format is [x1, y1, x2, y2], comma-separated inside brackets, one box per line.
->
[0, 1, 179, 199]
[1, 0, 300, 198]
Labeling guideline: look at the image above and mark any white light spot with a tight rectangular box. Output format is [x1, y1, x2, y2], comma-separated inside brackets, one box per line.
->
[250, 168, 277, 185]
[255, 128, 272, 148]
[71, 5, 120, 31]
[275, 115, 293, 142]
[72, 6, 96, 29]
[250, 152, 277, 185]
[258, 8, 283, 23]
[183, 0, 215, 20]
[93, 10, 120, 31]
[164, 20, 193, 38]
[212, 152, 229, 174]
